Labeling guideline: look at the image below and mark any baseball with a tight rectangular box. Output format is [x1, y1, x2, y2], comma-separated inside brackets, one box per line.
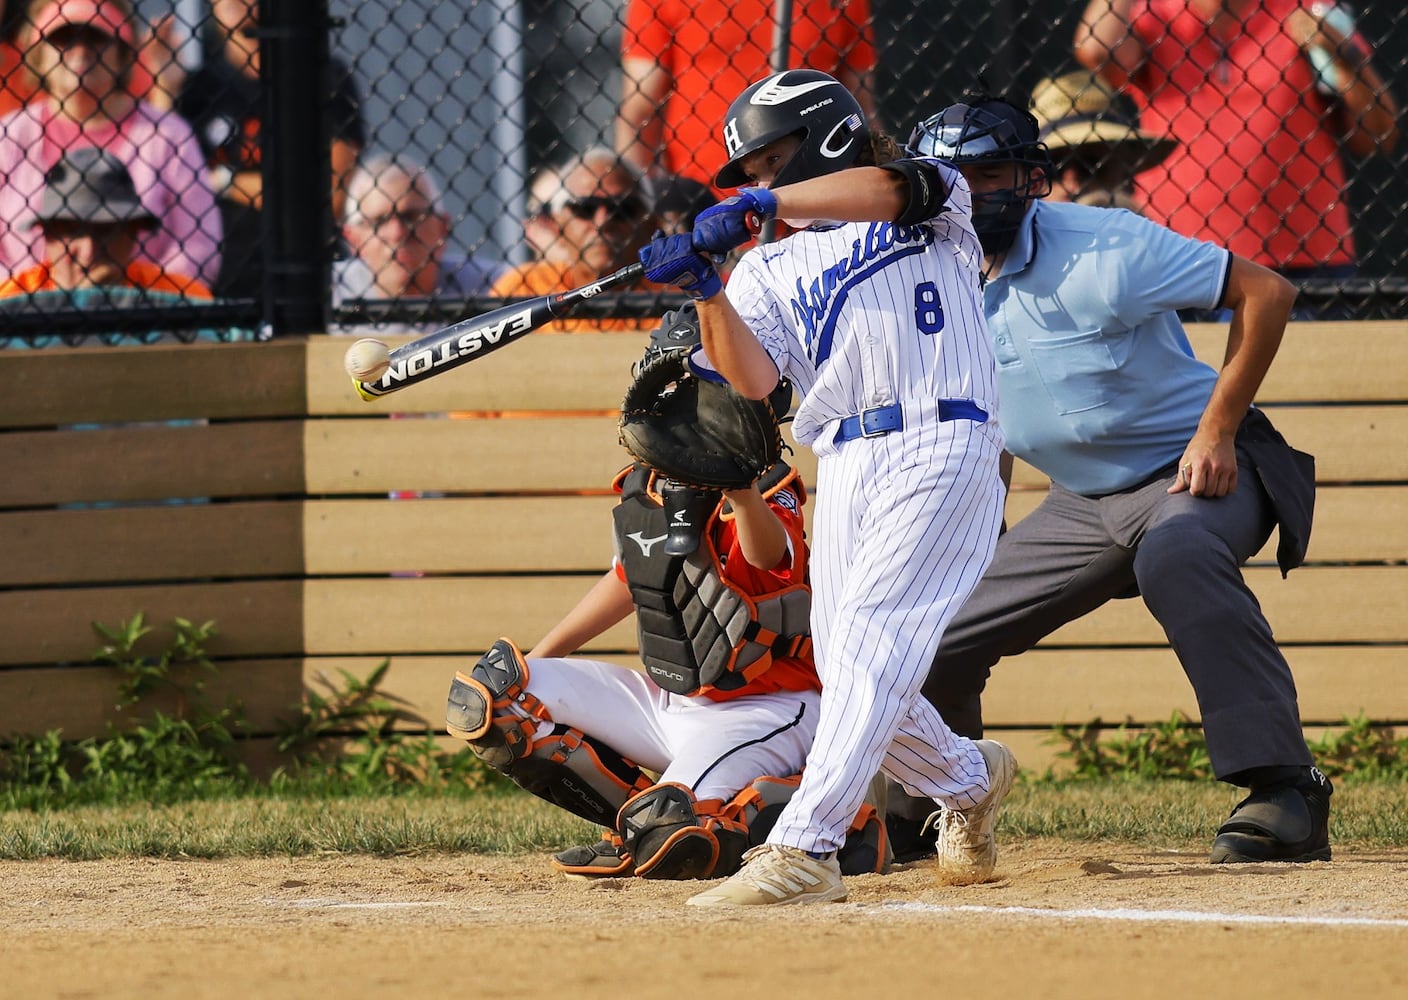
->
[344, 338, 391, 382]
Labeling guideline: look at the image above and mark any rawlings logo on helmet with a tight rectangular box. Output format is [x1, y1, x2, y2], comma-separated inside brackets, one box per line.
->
[748, 73, 837, 107]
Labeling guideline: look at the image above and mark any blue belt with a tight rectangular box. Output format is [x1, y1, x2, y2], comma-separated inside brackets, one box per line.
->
[834, 399, 988, 443]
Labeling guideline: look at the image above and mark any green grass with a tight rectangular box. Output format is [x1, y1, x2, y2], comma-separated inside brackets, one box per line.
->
[1, 780, 1403, 861]
[1007, 779, 1408, 848]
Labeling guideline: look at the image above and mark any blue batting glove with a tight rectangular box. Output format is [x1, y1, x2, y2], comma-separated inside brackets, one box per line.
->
[692, 187, 779, 255]
[638, 232, 723, 301]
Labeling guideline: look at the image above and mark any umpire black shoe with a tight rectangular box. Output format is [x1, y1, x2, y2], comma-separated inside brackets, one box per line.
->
[1210, 767, 1333, 864]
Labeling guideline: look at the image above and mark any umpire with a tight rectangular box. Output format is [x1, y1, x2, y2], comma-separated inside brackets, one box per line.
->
[889, 96, 1332, 865]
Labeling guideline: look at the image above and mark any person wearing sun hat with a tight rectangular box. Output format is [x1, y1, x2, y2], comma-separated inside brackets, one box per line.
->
[1030, 69, 1175, 211]
[0, 146, 211, 298]
[0, 0, 220, 288]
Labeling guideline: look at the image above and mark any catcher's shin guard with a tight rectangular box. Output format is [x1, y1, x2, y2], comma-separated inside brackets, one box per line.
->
[617, 783, 750, 880]
[445, 638, 652, 826]
[725, 774, 890, 875]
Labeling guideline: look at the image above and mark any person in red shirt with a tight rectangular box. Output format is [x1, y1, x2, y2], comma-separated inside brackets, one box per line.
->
[1075, 0, 1399, 282]
[0, 145, 210, 299]
[443, 305, 886, 882]
[616, 0, 878, 194]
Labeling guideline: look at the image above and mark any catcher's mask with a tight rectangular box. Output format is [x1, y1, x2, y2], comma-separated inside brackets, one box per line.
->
[906, 99, 1051, 254]
[659, 480, 721, 556]
[715, 69, 867, 190]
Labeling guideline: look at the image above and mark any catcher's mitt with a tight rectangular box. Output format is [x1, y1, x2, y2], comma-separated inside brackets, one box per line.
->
[619, 351, 785, 491]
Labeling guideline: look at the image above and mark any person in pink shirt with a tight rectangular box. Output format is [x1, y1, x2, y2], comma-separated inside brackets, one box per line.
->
[1075, 0, 1398, 280]
[0, 0, 220, 286]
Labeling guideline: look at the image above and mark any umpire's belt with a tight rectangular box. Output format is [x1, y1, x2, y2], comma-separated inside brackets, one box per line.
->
[834, 399, 988, 443]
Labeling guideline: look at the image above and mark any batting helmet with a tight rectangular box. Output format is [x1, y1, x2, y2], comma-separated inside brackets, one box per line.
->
[715, 70, 867, 190]
[906, 99, 1052, 253]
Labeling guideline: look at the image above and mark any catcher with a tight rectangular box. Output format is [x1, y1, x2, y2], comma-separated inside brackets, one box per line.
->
[445, 304, 886, 880]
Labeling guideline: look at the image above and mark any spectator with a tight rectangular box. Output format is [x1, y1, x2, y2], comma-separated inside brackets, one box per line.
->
[1030, 69, 1175, 210]
[0, 0, 220, 286]
[0, 145, 210, 298]
[1074, 0, 1400, 283]
[616, 0, 879, 193]
[490, 146, 658, 332]
[335, 153, 505, 312]
[0, 145, 240, 350]
[652, 173, 718, 236]
[173, 0, 364, 298]
[1, 4, 40, 114]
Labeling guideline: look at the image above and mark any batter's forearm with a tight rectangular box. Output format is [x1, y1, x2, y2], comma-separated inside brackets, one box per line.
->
[769, 167, 907, 225]
[695, 297, 783, 400]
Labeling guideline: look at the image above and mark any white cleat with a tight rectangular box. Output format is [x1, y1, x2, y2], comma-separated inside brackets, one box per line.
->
[927, 739, 1018, 884]
[686, 844, 846, 907]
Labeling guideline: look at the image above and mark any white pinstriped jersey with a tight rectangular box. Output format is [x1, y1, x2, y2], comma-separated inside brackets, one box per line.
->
[724, 159, 997, 448]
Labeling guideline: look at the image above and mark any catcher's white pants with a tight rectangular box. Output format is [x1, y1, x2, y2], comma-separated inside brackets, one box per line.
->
[524, 657, 819, 802]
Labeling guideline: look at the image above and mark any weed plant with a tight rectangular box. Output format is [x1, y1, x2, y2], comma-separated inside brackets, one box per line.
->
[1046, 710, 1408, 783]
[0, 614, 507, 810]
[2, 614, 1403, 824]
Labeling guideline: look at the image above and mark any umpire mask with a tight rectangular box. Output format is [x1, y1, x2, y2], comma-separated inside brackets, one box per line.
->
[906, 100, 1051, 255]
[659, 480, 721, 556]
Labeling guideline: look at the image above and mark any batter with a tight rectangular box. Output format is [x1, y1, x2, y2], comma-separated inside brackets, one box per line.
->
[638, 69, 1019, 906]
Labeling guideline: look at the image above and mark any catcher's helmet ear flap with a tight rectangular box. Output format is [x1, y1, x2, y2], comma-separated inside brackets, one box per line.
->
[715, 70, 867, 189]
[906, 99, 1052, 254]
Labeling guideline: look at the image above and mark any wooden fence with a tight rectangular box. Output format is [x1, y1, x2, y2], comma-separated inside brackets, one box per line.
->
[1, 321, 1404, 771]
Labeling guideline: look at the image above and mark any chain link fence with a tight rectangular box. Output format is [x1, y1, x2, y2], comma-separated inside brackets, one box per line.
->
[1, 0, 1404, 346]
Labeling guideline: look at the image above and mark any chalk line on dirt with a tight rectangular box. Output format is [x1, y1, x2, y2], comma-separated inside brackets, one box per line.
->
[885, 903, 1408, 929]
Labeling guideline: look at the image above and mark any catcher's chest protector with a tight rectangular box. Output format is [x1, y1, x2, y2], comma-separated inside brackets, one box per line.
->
[613, 473, 811, 697]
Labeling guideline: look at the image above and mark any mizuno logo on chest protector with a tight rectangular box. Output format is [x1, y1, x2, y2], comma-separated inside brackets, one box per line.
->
[628, 531, 668, 556]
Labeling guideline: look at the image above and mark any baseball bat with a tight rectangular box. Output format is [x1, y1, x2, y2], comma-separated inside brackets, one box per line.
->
[353, 261, 645, 401]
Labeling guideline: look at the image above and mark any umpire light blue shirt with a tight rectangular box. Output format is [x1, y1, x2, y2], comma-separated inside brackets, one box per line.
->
[984, 200, 1231, 495]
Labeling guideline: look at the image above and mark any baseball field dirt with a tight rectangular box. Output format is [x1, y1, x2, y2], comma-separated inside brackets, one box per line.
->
[4, 840, 1406, 999]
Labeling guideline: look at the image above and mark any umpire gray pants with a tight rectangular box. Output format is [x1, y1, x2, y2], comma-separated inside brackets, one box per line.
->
[921, 417, 1315, 785]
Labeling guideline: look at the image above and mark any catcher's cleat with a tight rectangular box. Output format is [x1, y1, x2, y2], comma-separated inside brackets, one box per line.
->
[552, 832, 635, 879]
[927, 739, 1017, 884]
[1210, 768, 1333, 864]
[686, 844, 846, 907]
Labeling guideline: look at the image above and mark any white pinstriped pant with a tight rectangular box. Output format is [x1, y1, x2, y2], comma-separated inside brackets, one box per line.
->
[766, 416, 1007, 855]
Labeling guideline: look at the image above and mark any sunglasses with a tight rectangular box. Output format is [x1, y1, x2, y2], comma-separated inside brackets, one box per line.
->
[558, 195, 646, 221]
